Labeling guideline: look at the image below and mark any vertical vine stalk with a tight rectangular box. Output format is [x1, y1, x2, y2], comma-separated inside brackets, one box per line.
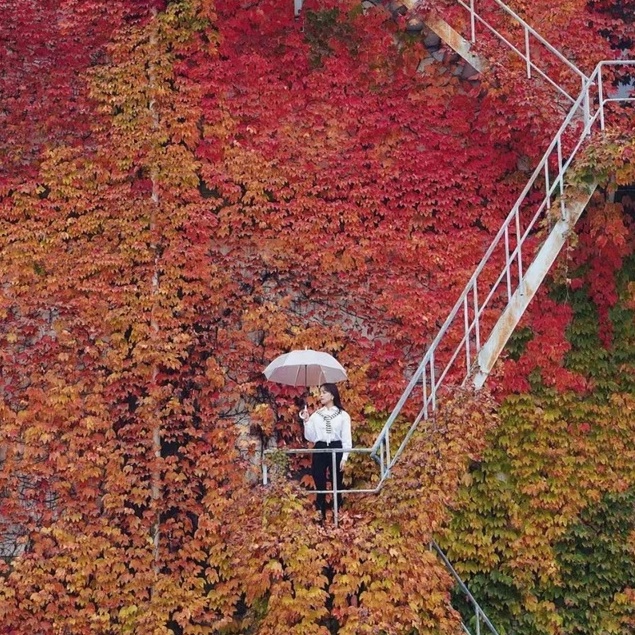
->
[148, 7, 162, 573]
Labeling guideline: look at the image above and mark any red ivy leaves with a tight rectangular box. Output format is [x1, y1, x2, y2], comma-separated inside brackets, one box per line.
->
[574, 202, 634, 345]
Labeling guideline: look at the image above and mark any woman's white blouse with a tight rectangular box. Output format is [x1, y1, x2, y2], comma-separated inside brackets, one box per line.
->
[303, 407, 352, 463]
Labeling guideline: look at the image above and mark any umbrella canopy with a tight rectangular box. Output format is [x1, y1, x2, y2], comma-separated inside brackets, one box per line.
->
[263, 349, 347, 387]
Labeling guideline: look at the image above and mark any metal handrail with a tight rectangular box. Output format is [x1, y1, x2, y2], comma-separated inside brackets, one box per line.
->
[279, 3, 633, 630]
[276, 4, 634, 629]
[431, 541, 501, 635]
[262, 446, 383, 527]
[263, 446, 379, 492]
[453, 0, 589, 104]
[264, 60, 634, 489]
[369, 60, 634, 478]
[262, 60, 635, 521]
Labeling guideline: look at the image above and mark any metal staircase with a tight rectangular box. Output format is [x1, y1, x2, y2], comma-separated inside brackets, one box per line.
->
[272, 1, 634, 632]
[366, 0, 634, 485]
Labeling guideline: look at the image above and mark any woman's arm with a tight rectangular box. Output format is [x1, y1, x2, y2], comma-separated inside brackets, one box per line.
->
[303, 411, 319, 443]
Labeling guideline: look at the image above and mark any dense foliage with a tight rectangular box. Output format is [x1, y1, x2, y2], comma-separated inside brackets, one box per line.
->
[0, 0, 633, 633]
[443, 251, 635, 635]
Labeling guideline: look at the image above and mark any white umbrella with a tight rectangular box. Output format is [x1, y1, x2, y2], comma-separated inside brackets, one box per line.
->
[263, 349, 347, 387]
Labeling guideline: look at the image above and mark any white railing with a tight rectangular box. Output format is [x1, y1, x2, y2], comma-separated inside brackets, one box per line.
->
[450, 0, 590, 106]
[277, 3, 634, 628]
[281, 2, 635, 493]
[370, 60, 634, 479]
[263, 61, 635, 523]
[263, 447, 380, 527]
[431, 541, 501, 635]
[264, 62, 634, 507]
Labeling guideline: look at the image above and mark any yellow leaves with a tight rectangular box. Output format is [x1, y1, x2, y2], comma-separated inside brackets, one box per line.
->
[118, 604, 139, 620]
[161, 353, 182, 371]
[23, 426, 54, 445]
[0, 1, 629, 633]
[265, 559, 284, 581]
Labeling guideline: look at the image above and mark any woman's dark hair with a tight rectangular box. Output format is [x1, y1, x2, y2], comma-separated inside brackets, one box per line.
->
[321, 383, 343, 410]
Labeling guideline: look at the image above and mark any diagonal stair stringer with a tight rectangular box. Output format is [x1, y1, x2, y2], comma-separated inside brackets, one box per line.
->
[421, 13, 486, 72]
[474, 183, 597, 388]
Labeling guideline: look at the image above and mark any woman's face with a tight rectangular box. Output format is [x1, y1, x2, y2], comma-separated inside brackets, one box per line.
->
[319, 386, 334, 406]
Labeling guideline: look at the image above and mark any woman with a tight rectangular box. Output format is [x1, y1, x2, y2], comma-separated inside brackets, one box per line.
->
[299, 383, 352, 519]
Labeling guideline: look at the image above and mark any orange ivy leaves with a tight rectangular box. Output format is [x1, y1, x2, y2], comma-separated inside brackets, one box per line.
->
[1, 0, 631, 633]
[255, 387, 498, 635]
[0, 1, 260, 633]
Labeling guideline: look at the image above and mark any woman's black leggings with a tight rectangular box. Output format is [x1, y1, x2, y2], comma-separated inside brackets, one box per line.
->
[312, 440, 343, 517]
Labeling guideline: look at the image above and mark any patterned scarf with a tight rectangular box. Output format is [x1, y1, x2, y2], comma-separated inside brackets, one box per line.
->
[320, 408, 340, 434]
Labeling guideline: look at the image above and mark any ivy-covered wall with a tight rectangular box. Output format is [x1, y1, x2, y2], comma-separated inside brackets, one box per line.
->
[442, 241, 635, 634]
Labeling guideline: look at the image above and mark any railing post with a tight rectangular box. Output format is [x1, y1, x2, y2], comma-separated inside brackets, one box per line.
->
[470, 0, 476, 43]
[515, 206, 523, 285]
[582, 75, 591, 134]
[464, 296, 471, 373]
[504, 226, 512, 301]
[556, 136, 565, 218]
[423, 361, 429, 421]
[332, 448, 339, 528]
[473, 280, 480, 351]
[598, 64, 605, 131]
[380, 438, 385, 478]
[430, 350, 436, 412]
[524, 26, 531, 78]
[262, 460, 268, 485]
